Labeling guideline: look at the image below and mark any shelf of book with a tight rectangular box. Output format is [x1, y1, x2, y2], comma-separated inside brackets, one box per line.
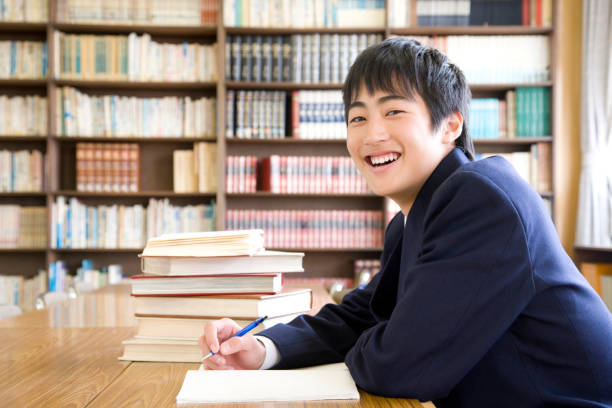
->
[470, 83, 553, 92]
[0, 192, 46, 197]
[225, 27, 386, 35]
[53, 80, 217, 90]
[389, 26, 553, 36]
[53, 136, 217, 143]
[53, 190, 217, 198]
[225, 82, 344, 90]
[0, 22, 47, 32]
[0, 248, 47, 252]
[0, 136, 48, 142]
[226, 138, 348, 144]
[227, 192, 377, 198]
[474, 137, 552, 145]
[0, 79, 47, 87]
[53, 23, 217, 35]
[0, 0, 559, 285]
[53, 248, 143, 253]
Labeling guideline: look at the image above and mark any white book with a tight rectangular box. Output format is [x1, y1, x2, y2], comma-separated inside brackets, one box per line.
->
[176, 363, 359, 404]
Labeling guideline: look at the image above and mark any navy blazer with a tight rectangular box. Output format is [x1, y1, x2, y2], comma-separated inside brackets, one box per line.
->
[259, 148, 612, 407]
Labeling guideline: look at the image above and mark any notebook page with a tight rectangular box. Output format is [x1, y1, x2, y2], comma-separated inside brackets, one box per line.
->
[176, 363, 360, 404]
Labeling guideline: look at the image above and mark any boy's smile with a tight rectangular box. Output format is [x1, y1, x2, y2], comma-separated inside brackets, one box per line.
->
[346, 86, 462, 215]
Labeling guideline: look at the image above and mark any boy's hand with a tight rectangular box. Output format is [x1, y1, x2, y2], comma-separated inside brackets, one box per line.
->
[199, 318, 266, 370]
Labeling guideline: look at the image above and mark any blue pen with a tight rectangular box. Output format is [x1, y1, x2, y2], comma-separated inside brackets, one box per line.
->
[201, 315, 268, 361]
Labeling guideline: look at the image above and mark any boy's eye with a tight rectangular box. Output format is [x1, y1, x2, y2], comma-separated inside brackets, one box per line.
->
[386, 110, 404, 116]
[349, 116, 365, 123]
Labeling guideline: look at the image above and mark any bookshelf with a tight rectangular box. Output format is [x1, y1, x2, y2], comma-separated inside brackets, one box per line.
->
[0, 0, 558, 284]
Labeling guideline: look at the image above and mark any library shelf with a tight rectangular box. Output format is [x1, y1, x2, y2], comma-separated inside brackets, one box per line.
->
[53, 79, 217, 90]
[226, 138, 347, 144]
[470, 82, 553, 92]
[53, 22, 217, 36]
[0, 22, 47, 33]
[390, 26, 553, 36]
[0, 192, 46, 197]
[225, 81, 344, 90]
[53, 190, 217, 198]
[473, 137, 553, 146]
[0, 0, 559, 281]
[0, 79, 47, 87]
[53, 248, 143, 253]
[0, 136, 48, 142]
[53, 136, 217, 143]
[226, 192, 377, 198]
[0, 248, 46, 253]
[225, 27, 385, 35]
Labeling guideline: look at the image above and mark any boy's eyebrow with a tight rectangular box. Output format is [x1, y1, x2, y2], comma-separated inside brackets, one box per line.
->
[347, 94, 410, 112]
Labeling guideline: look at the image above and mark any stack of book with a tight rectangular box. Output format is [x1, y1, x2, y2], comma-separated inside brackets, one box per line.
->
[120, 229, 310, 362]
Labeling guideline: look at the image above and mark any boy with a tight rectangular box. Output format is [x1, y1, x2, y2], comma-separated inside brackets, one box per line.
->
[200, 38, 612, 407]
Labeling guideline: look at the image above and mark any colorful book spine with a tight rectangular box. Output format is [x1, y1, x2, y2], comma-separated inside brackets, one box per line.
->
[226, 209, 384, 249]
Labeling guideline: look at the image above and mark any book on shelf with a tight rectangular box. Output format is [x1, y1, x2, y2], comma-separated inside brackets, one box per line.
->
[140, 249, 304, 276]
[0, 40, 48, 79]
[176, 363, 360, 403]
[226, 210, 384, 249]
[0, 205, 46, 249]
[227, 34, 382, 84]
[0, 95, 47, 136]
[224, 0, 382, 30]
[134, 312, 302, 340]
[53, 32, 217, 82]
[133, 288, 313, 319]
[260, 155, 369, 194]
[76, 143, 139, 193]
[0, 0, 47, 22]
[57, 87, 216, 138]
[388, 0, 552, 28]
[401, 35, 549, 84]
[0, 149, 44, 192]
[51, 196, 215, 249]
[55, 0, 217, 25]
[141, 229, 264, 257]
[173, 142, 217, 193]
[226, 155, 257, 193]
[130, 273, 283, 296]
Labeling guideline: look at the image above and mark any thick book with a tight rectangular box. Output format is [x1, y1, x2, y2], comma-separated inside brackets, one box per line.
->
[133, 288, 312, 318]
[140, 250, 304, 276]
[130, 273, 283, 296]
[176, 363, 360, 403]
[140, 229, 264, 257]
[135, 313, 302, 340]
[119, 336, 202, 362]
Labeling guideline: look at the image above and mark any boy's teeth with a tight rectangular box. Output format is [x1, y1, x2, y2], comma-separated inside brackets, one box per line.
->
[370, 153, 398, 165]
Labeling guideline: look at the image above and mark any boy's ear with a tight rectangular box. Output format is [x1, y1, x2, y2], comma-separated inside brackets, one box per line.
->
[441, 111, 463, 144]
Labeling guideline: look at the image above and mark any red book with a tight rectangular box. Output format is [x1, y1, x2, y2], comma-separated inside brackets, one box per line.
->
[130, 273, 283, 296]
[522, 0, 529, 26]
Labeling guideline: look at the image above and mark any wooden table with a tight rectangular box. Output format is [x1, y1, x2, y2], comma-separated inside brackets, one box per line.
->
[0, 281, 424, 408]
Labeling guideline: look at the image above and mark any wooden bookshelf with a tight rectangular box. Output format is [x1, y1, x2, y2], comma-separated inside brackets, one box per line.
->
[0, 0, 558, 281]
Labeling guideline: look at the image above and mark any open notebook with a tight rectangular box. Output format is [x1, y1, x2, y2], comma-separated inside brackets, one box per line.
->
[176, 363, 360, 404]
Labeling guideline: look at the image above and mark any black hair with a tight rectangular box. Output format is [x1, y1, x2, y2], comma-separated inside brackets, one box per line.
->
[342, 37, 475, 161]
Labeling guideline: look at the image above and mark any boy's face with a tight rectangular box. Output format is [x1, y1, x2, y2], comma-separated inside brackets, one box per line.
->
[346, 85, 460, 214]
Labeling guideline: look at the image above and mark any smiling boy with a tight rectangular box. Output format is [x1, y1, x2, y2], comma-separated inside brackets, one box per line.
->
[200, 38, 612, 407]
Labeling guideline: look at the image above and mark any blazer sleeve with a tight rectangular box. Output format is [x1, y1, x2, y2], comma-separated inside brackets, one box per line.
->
[257, 213, 404, 369]
[345, 172, 536, 400]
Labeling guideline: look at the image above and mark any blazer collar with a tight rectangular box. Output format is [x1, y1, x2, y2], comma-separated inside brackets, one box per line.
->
[406, 148, 470, 230]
